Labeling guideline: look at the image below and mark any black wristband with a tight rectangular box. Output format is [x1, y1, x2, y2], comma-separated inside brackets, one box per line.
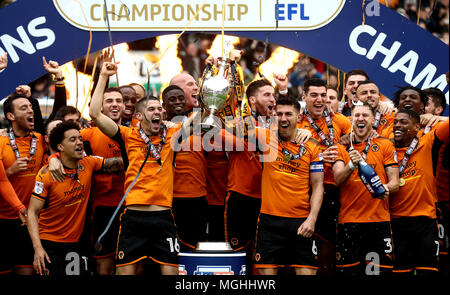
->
[54, 76, 65, 82]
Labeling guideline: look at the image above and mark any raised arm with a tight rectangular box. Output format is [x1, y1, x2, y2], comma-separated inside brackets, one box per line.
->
[89, 61, 119, 138]
[43, 57, 67, 122]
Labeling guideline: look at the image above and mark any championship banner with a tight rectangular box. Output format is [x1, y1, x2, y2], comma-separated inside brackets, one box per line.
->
[0, 0, 448, 103]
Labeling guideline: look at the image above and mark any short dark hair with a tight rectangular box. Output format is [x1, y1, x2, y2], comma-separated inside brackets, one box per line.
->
[275, 96, 300, 113]
[396, 108, 421, 124]
[44, 119, 62, 136]
[345, 69, 370, 85]
[246, 79, 272, 98]
[423, 88, 447, 114]
[2, 93, 29, 120]
[54, 106, 81, 121]
[162, 85, 184, 102]
[393, 86, 427, 108]
[104, 87, 122, 96]
[49, 120, 80, 152]
[355, 80, 378, 92]
[326, 85, 338, 93]
[303, 78, 327, 95]
[352, 102, 376, 116]
[135, 96, 159, 114]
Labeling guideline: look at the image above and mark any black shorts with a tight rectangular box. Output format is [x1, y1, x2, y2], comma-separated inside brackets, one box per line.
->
[171, 196, 208, 250]
[315, 184, 340, 245]
[336, 222, 393, 275]
[254, 214, 318, 270]
[92, 205, 124, 259]
[0, 218, 34, 273]
[225, 191, 261, 251]
[40, 240, 90, 276]
[391, 216, 439, 273]
[437, 201, 449, 256]
[206, 204, 225, 242]
[115, 209, 178, 268]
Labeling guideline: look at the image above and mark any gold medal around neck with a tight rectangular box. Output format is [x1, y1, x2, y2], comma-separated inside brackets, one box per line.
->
[399, 178, 406, 187]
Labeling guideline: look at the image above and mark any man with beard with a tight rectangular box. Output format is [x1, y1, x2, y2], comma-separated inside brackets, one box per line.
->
[224, 78, 277, 274]
[332, 103, 399, 275]
[162, 85, 208, 251]
[80, 87, 126, 275]
[89, 61, 195, 275]
[424, 88, 447, 117]
[254, 96, 324, 275]
[296, 78, 352, 275]
[390, 109, 448, 274]
[355, 81, 396, 138]
[338, 69, 369, 116]
[0, 93, 46, 275]
[27, 121, 123, 276]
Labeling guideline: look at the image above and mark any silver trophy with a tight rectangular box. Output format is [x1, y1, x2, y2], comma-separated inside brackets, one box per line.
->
[199, 42, 233, 132]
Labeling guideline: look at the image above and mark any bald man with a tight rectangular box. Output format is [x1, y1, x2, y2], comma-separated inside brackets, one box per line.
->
[169, 73, 199, 112]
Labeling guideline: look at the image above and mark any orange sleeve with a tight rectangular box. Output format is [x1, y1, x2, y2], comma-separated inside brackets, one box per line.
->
[435, 119, 449, 143]
[0, 161, 25, 213]
[383, 140, 399, 167]
[338, 114, 352, 135]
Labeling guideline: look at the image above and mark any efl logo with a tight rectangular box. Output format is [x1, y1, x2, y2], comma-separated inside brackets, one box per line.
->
[275, 3, 309, 21]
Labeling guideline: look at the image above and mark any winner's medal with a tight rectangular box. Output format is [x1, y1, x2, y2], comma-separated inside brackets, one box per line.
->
[399, 178, 406, 187]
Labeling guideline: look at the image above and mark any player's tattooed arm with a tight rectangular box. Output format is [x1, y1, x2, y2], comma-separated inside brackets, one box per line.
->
[102, 157, 124, 173]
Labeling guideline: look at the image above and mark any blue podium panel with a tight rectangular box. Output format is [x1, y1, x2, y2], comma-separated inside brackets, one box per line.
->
[178, 252, 246, 275]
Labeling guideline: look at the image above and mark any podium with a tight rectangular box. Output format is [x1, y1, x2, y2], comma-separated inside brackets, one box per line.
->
[178, 242, 246, 275]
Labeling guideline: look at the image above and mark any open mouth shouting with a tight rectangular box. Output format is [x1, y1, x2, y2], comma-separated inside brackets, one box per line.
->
[74, 145, 84, 157]
[26, 115, 34, 129]
[356, 122, 367, 132]
[150, 115, 162, 132]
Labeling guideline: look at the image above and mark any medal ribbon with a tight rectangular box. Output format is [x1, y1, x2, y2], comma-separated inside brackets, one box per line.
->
[304, 109, 334, 148]
[8, 129, 38, 159]
[372, 111, 382, 130]
[399, 136, 419, 175]
[138, 126, 167, 166]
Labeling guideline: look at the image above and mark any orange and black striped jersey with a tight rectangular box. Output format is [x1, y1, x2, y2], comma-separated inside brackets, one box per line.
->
[0, 132, 45, 219]
[173, 134, 207, 198]
[116, 125, 180, 208]
[297, 112, 352, 185]
[261, 133, 323, 218]
[81, 127, 125, 208]
[335, 138, 398, 223]
[391, 120, 449, 218]
[206, 151, 229, 206]
[32, 156, 104, 243]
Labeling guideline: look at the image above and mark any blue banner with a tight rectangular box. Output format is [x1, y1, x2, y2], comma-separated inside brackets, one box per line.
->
[0, 0, 448, 103]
